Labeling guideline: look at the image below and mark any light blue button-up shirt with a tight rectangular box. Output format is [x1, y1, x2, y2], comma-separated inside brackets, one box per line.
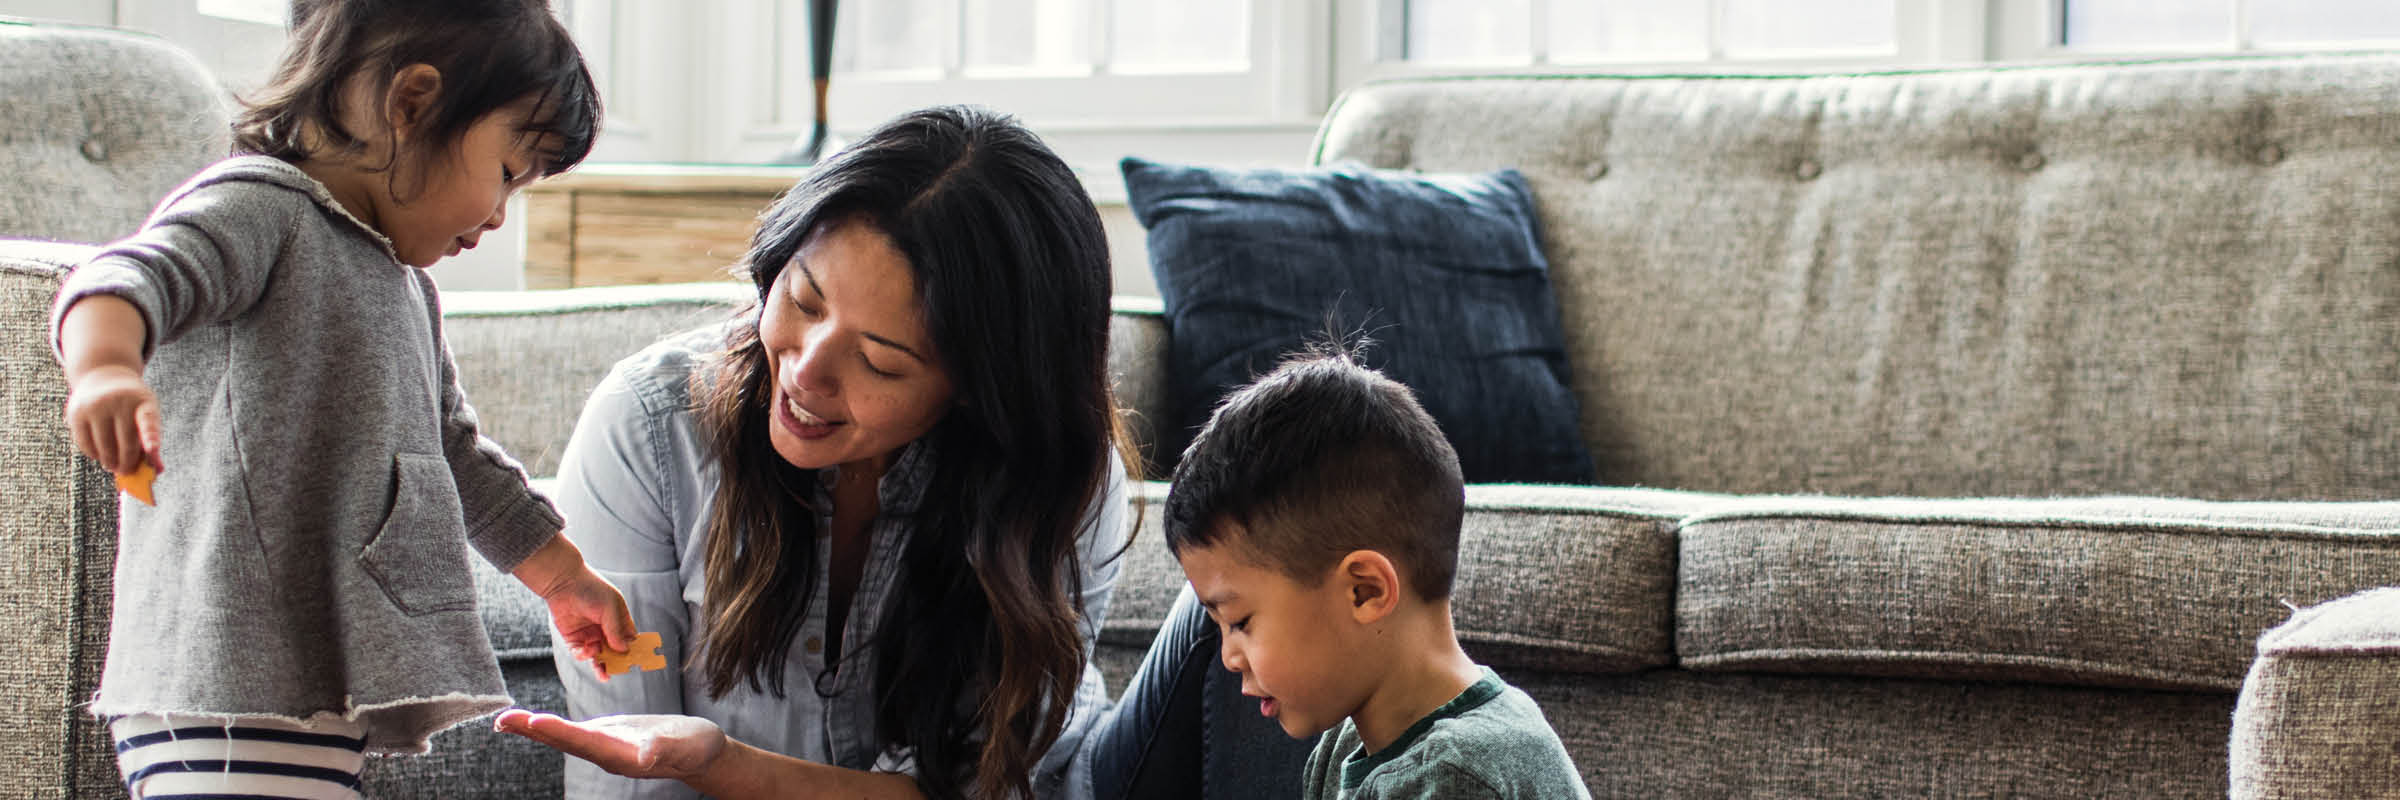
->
[550, 324, 1125, 799]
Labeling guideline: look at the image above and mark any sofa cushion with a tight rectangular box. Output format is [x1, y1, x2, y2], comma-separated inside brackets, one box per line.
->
[2228, 587, 2400, 799]
[1676, 496, 2400, 691]
[1312, 56, 2400, 499]
[1515, 668, 2237, 798]
[0, 21, 230, 244]
[1120, 156, 1595, 485]
[441, 283, 753, 477]
[1107, 482, 1691, 675]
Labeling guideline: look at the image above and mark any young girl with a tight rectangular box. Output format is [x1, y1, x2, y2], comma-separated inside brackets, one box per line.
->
[50, 1, 634, 797]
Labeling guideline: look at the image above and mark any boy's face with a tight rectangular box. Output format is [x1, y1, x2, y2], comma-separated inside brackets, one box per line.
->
[1179, 532, 1369, 740]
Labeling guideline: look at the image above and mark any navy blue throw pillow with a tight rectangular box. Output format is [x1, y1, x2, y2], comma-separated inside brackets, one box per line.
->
[1121, 156, 1596, 485]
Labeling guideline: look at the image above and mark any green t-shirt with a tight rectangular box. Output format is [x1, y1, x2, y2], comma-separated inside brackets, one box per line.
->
[1298, 667, 1591, 800]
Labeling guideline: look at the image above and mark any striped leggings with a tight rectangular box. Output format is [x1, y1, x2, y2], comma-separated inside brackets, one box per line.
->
[111, 713, 367, 800]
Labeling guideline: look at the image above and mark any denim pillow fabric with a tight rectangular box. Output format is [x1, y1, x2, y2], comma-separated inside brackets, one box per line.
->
[1121, 157, 1596, 485]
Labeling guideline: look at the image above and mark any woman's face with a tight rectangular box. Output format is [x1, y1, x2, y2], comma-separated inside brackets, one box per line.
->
[758, 217, 956, 473]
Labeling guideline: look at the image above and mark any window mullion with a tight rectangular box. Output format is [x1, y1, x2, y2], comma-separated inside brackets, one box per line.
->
[1092, 0, 1116, 74]
[1527, 0, 1549, 66]
[1706, 0, 1726, 60]
[947, 0, 966, 77]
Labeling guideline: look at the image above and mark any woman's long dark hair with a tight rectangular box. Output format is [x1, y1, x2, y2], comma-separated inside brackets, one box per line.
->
[693, 105, 1132, 800]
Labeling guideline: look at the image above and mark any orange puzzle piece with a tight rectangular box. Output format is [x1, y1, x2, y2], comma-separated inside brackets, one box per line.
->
[115, 463, 156, 506]
[597, 631, 665, 676]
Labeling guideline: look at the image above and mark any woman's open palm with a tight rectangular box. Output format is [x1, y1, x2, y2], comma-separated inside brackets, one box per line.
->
[494, 709, 726, 780]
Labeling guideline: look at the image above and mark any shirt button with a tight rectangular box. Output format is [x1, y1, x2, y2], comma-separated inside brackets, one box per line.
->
[804, 636, 823, 655]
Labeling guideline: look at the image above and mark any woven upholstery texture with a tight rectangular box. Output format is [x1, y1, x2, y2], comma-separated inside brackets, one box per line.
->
[441, 282, 753, 478]
[1676, 496, 2400, 690]
[2229, 588, 2400, 799]
[0, 21, 229, 244]
[0, 248, 120, 799]
[1516, 668, 2235, 798]
[1317, 56, 2400, 500]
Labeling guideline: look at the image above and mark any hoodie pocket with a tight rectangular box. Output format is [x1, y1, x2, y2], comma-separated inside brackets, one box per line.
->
[359, 453, 477, 615]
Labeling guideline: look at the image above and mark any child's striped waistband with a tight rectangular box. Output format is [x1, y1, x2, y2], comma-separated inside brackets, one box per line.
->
[111, 713, 367, 800]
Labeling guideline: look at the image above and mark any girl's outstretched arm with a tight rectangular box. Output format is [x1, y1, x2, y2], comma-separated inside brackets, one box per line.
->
[58, 295, 161, 476]
[495, 710, 926, 800]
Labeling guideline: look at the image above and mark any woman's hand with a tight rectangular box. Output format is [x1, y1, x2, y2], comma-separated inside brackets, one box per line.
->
[512, 534, 638, 678]
[494, 710, 726, 780]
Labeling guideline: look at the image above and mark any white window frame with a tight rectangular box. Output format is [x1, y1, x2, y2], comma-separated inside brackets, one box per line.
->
[1331, 0, 1995, 90]
[823, 0, 1332, 136]
[1989, 0, 2400, 61]
[560, 0, 704, 164]
[572, 0, 2400, 167]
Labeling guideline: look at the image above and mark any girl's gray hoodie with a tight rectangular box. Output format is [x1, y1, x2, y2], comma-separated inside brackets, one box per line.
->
[49, 156, 560, 754]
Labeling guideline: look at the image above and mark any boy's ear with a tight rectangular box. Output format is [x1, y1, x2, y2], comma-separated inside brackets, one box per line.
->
[383, 64, 444, 141]
[1339, 551, 1401, 625]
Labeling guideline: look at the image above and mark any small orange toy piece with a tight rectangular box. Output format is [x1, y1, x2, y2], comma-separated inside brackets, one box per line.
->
[596, 631, 666, 676]
[115, 462, 157, 505]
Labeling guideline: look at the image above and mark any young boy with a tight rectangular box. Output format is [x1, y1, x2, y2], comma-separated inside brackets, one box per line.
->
[1163, 346, 1592, 799]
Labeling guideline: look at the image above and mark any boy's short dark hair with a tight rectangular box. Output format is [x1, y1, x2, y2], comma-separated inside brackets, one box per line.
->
[1164, 343, 1467, 599]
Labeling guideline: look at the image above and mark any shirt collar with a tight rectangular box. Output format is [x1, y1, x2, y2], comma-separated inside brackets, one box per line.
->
[813, 436, 937, 516]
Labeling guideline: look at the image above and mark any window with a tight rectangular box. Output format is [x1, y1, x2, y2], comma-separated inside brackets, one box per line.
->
[547, 0, 2400, 164]
[1992, 0, 2400, 58]
[826, 0, 1324, 133]
[1386, 0, 1895, 65]
[1333, 0, 1990, 88]
[2067, 0, 2400, 50]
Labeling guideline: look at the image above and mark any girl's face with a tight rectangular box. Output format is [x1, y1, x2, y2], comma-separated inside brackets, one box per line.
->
[383, 98, 546, 268]
[758, 218, 957, 473]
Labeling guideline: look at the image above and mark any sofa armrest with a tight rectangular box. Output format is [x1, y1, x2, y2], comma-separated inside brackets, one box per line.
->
[0, 237, 124, 798]
[1107, 296, 1170, 474]
[2229, 587, 2400, 799]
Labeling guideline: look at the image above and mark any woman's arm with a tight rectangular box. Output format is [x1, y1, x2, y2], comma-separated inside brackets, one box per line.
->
[1037, 450, 1133, 799]
[496, 711, 926, 800]
[549, 361, 705, 799]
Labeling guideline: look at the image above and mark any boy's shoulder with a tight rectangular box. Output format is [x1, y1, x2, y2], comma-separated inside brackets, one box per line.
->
[1326, 673, 1591, 800]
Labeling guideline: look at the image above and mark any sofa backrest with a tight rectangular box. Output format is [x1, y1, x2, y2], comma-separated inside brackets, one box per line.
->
[1315, 55, 2400, 500]
[0, 20, 229, 244]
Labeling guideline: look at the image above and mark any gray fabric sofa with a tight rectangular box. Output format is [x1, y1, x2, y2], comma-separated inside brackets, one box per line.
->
[4, 18, 2398, 799]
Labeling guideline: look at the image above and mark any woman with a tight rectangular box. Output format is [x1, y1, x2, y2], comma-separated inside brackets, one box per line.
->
[503, 106, 1132, 800]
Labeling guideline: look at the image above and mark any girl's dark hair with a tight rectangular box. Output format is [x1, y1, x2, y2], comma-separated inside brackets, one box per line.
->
[232, 0, 599, 185]
[693, 105, 1133, 800]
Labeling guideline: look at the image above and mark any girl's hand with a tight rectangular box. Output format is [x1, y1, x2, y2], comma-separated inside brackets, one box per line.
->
[494, 710, 725, 781]
[544, 568, 638, 680]
[59, 294, 160, 477]
[64, 364, 163, 477]
[511, 535, 638, 679]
